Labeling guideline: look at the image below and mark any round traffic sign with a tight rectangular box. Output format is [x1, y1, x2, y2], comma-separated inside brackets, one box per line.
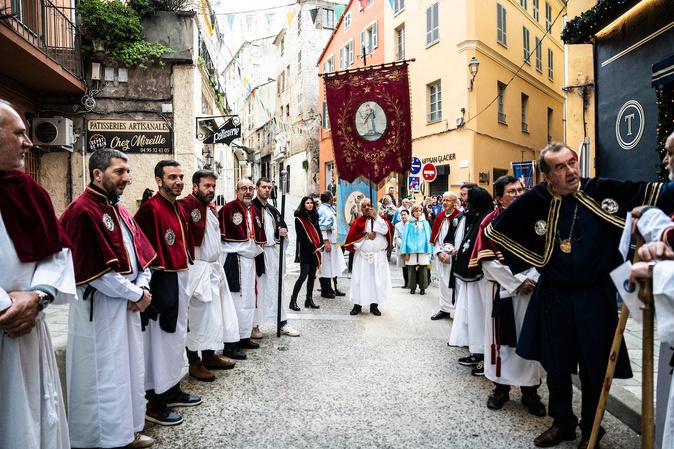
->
[422, 163, 437, 182]
[410, 156, 422, 175]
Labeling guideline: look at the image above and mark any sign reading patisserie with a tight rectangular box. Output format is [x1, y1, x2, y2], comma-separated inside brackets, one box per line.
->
[87, 119, 173, 154]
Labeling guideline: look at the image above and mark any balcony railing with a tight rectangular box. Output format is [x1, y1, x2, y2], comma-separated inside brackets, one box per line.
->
[1, 0, 82, 78]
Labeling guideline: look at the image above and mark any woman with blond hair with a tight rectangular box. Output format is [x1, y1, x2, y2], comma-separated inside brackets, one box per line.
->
[400, 203, 434, 295]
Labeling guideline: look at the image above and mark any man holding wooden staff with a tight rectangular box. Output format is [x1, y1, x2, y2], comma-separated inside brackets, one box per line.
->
[486, 142, 674, 448]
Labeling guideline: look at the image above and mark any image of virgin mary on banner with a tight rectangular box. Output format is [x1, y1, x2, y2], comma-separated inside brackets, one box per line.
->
[323, 62, 413, 184]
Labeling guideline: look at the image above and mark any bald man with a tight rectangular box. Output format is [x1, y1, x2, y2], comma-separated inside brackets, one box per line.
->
[429, 191, 461, 320]
[0, 100, 76, 449]
[219, 178, 267, 358]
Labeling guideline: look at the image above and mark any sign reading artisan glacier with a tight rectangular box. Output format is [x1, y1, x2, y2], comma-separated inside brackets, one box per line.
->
[87, 119, 173, 154]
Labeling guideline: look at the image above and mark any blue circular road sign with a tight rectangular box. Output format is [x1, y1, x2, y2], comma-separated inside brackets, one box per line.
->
[410, 157, 421, 175]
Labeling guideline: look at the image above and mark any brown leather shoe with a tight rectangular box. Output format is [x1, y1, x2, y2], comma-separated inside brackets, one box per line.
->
[189, 362, 215, 382]
[203, 355, 236, 370]
[534, 424, 577, 447]
[577, 427, 605, 449]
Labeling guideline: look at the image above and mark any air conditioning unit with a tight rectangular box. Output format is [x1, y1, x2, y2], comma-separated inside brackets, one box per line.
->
[32, 117, 75, 150]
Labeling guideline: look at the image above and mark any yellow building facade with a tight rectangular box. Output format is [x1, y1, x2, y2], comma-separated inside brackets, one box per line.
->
[392, 0, 565, 193]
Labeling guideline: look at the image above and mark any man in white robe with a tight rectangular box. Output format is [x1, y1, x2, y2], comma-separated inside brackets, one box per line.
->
[430, 191, 460, 320]
[252, 177, 300, 337]
[181, 170, 238, 382]
[0, 100, 76, 449]
[62, 149, 156, 449]
[469, 176, 545, 416]
[219, 178, 266, 357]
[344, 199, 393, 316]
[317, 191, 347, 298]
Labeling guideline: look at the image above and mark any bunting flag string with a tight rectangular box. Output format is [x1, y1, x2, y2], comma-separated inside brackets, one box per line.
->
[309, 8, 318, 25]
[286, 10, 297, 27]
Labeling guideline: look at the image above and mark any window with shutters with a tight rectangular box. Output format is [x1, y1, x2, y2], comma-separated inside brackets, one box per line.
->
[340, 40, 354, 69]
[535, 37, 542, 72]
[520, 0, 527, 10]
[360, 21, 378, 54]
[322, 8, 335, 29]
[394, 0, 404, 14]
[533, 0, 539, 21]
[521, 93, 529, 132]
[395, 25, 405, 61]
[547, 48, 553, 80]
[322, 101, 330, 129]
[523, 27, 530, 64]
[545, 2, 552, 31]
[427, 81, 442, 123]
[344, 11, 351, 30]
[323, 55, 334, 74]
[497, 3, 507, 47]
[497, 82, 507, 124]
[426, 2, 439, 46]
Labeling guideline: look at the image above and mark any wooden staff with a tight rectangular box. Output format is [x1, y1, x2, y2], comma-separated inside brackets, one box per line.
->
[276, 169, 287, 338]
[587, 234, 655, 449]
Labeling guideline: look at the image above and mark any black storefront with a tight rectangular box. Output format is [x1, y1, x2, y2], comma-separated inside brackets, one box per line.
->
[564, 0, 674, 181]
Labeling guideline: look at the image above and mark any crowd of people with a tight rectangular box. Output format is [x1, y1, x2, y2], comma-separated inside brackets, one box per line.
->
[7, 89, 674, 449]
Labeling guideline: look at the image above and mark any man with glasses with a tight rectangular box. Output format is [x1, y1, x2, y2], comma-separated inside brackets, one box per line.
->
[219, 178, 266, 358]
[469, 175, 545, 417]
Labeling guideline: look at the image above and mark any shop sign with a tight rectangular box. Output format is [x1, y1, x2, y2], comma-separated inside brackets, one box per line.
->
[87, 119, 173, 154]
[421, 153, 456, 164]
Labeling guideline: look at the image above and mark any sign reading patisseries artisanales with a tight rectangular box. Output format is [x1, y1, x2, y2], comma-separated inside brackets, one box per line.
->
[87, 119, 173, 154]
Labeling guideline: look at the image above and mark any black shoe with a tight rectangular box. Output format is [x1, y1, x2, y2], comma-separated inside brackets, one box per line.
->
[145, 407, 183, 426]
[420, 289, 425, 295]
[400, 284, 408, 288]
[350, 305, 362, 315]
[305, 298, 320, 309]
[166, 390, 202, 408]
[289, 299, 301, 311]
[410, 288, 416, 294]
[487, 388, 510, 410]
[370, 304, 381, 316]
[321, 291, 336, 299]
[334, 289, 346, 297]
[471, 361, 485, 376]
[239, 338, 260, 349]
[534, 422, 578, 447]
[431, 310, 451, 320]
[458, 354, 481, 366]
[522, 392, 547, 417]
[223, 343, 247, 360]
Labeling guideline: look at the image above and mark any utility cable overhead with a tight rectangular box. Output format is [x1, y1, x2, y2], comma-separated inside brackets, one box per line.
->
[212, 1, 298, 15]
[464, 4, 567, 126]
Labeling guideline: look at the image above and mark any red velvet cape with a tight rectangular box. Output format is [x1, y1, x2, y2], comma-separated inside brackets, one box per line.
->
[218, 199, 266, 244]
[179, 193, 216, 247]
[429, 209, 461, 244]
[0, 170, 70, 262]
[468, 208, 504, 269]
[60, 187, 157, 285]
[296, 215, 322, 266]
[343, 215, 394, 253]
[134, 193, 191, 271]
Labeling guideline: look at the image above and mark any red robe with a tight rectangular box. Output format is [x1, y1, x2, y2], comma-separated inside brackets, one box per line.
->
[218, 199, 266, 244]
[60, 186, 157, 285]
[0, 170, 70, 262]
[134, 193, 191, 271]
[178, 193, 216, 247]
[468, 208, 504, 269]
[429, 209, 461, 244]
[343, 215, 394, 253]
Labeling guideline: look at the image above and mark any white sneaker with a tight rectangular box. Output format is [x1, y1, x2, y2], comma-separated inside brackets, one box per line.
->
[281, 325, 300, 337]
[127, 433, 155, 448]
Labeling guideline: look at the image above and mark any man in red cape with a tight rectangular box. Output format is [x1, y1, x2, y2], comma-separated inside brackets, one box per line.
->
[60, 148, 158, 448]
[343, 198, 393, 316]
[135, 160, 201, 426]
[218, 178, 266, 358]
[428, 191, 461, 321]
[0, 100, 76, 449]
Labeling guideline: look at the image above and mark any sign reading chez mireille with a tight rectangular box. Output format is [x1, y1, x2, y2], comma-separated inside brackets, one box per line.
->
[421, 153, 456, 164]
[87, 119, 173, 154]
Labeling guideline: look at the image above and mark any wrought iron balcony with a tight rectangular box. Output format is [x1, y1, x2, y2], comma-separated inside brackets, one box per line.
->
[1, 0, 82, 78]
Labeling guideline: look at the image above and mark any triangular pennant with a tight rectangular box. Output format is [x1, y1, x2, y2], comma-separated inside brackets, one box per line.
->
[287, 10, 297, 27]
[359, 0, 368, 10]
[334, 4, 345, 21]
[310, 8, 318, 24]
[226, 14, 234, 30]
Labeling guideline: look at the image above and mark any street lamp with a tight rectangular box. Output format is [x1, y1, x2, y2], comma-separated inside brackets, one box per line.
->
[204, 152, 214, 169]
[468, 56, 480, 91]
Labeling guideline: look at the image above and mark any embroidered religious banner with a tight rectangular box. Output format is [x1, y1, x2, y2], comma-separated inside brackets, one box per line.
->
[324, 62, 412, 184]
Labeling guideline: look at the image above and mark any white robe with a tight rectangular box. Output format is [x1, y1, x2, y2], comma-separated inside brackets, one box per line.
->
[143, 269, 189, 394]
[481, 261, 544, 386]
[222, 207, 263, 339]
[0, 212, 76, 449]
[318, 205, 346, 278]
[433, 218, 454, 314]
[350, 216, 392, 306]
[448, 216, 470, 347]
[255, 205, 288, 325]
[652, 260, 674, 449]
[67, 219, 150, 448]
[186, 210, 239, 350]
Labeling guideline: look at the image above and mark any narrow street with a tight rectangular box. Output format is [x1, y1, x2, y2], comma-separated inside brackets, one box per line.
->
[141, 197, 641, 449]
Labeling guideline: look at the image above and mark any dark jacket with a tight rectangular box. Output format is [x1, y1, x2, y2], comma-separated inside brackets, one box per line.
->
[294, 209, 323, 266]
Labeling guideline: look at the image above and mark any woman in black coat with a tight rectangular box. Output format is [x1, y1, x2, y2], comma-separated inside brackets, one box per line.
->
[290, 196, 324, 311]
